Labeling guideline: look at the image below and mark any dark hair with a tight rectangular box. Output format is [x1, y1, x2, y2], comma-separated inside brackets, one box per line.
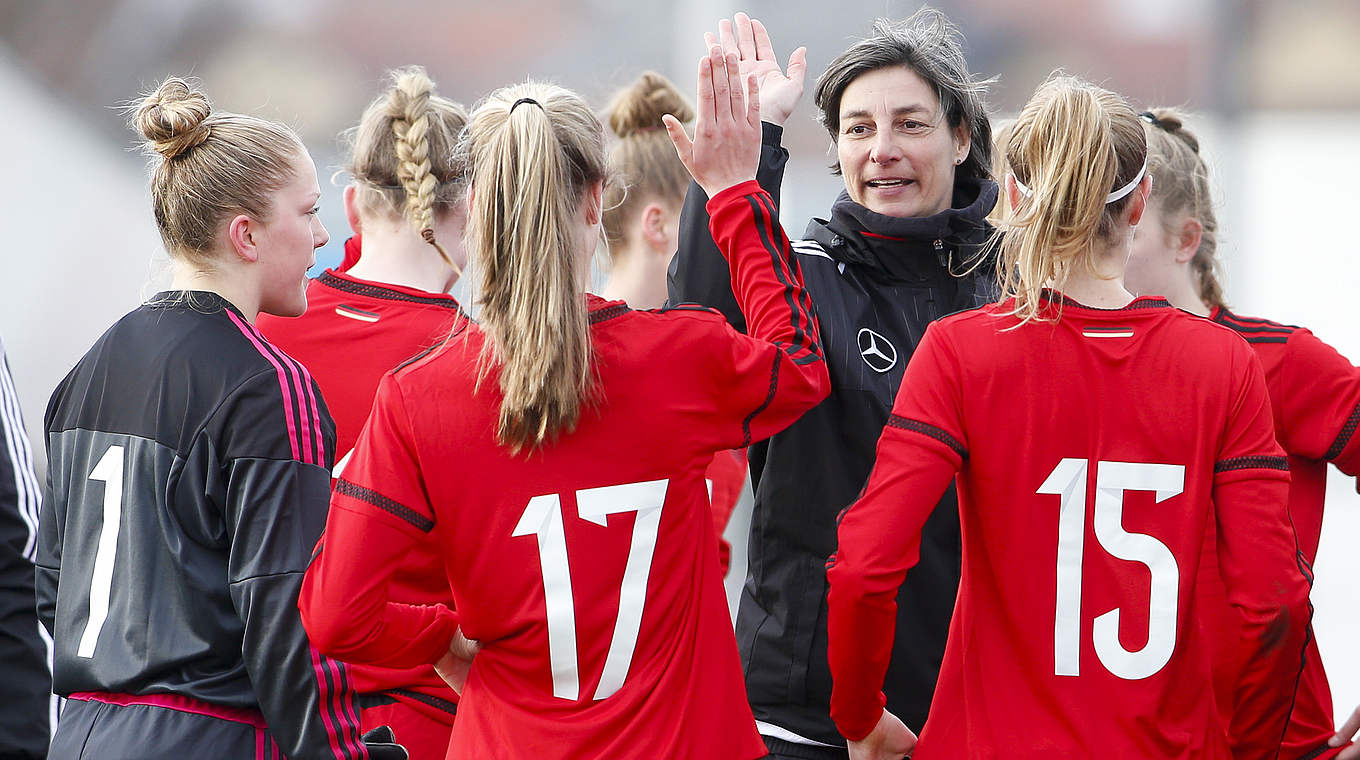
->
[813, 7, 994, 183]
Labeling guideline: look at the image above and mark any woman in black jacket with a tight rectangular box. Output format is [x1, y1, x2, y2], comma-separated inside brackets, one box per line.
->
[667, 10, 996, 759]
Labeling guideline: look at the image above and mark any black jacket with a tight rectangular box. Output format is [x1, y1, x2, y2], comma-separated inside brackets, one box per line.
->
[0, 338, 49, 759]
[668, 123, 998, 745]
[37, 292, 369, 759]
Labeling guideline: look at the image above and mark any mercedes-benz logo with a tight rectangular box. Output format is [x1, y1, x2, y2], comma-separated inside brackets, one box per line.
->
[857, 328, 898, 373]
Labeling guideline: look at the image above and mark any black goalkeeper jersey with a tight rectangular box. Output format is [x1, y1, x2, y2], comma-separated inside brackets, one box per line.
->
[36, 291, 369, 760]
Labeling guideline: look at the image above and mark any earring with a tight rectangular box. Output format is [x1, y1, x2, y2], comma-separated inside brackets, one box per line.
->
[955, 156, 963, 165]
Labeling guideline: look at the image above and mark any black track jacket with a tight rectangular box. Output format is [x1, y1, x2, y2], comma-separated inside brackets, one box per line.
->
[37, 292, 369, 760]
[668, 123, 998, 745]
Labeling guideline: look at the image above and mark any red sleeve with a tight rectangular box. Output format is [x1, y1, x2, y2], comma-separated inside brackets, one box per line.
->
[1213, 347, 1313, 760]
[699, 181, 829, 449]
[1278, 328, 1360, 481]
[826, 323, 964, 741]
[300, 374, 459, 669]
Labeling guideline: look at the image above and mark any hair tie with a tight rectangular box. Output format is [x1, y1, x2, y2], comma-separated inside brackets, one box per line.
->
[1011, 157, 1148, 205]
[1139, 111, 1162, 128]
[511, 97, 542, 113]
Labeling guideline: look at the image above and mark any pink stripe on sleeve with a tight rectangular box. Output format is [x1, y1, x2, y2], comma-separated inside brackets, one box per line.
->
[293, 356, 328, 464]
[308, 645, 349, 759]
[225, 310, 304, 462]
[320, 650, 369, 759]
[240, 316, 328, 466]
[274, 347, 317, 465]
[67, 691, 267, 728]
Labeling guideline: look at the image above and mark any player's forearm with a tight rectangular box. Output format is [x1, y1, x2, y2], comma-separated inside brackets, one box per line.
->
[827, 580, 896, 742]
[709, 182, 822, 367]
[300, 505, 458, 668]
[1214, 473, 1312, 759]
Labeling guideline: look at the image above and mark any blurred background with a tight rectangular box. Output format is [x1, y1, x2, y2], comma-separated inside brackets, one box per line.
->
[2, 0, 1357, 725]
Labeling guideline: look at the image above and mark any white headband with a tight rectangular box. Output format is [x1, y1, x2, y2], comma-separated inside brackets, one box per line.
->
[1011, 158, 1147, 204]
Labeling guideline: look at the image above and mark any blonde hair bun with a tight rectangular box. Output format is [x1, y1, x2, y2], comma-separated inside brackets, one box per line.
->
[607, 71, 693, 138]
[136, 77, 213, 160]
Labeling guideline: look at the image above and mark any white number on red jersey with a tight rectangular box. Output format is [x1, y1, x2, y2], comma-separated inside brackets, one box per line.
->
[513, 479, 669, 701]
[1040, 458, 1184, 680]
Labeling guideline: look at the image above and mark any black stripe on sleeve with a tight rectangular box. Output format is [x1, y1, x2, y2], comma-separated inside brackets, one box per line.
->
[385, 688, 458, 717]
[1214, 308, 1299, 331]
[740, 350, 782, 448]
[1219, 323, 1294, 335]
[1213, 455, 1289, 473]
[885, 414, 967, 459]
[334, 479, 434, 532]
[1324, 401, 1360, 461]
[588, 303, 631, 325]
[746, 193, 820, 358]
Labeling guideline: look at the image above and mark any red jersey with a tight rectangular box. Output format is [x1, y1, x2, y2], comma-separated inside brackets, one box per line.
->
[258, 258, 463, 723]
[827, 294, 1311, 760]
[706, 448, 748, 576]
[300, 183, 828, 759]
[1197, 307, 1360, 760]
[257, 261, 463, 463]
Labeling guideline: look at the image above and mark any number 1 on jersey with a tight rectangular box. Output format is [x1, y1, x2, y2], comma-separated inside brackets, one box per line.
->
[77, 444, 125, 658]
[513, 479, 669, 701]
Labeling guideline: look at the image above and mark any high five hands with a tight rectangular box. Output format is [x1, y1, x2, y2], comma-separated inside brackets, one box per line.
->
[705, 13, 807, 127]
[664, 46, 762, 199]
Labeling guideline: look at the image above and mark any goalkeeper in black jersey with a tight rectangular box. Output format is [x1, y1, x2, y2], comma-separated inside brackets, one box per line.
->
[36, 78, 404, 760]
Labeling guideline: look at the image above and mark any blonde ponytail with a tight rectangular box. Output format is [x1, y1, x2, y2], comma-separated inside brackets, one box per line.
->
[347, 66, 467, 271]
[463, 82, 609, 453]
[998, 75, 1146, 324]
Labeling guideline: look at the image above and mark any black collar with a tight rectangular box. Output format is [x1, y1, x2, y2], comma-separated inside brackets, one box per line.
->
[804, 177, 998, 279]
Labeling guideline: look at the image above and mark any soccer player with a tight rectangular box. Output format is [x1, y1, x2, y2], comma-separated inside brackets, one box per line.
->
[825, 76, 1312, 760]
[1125, 107, 1360, 760]
[668, 12, 997, 757]
[299, 48, 828, 759]
[258, 66, 467, 756]
[260, 65, 467, 470]
[599, 70, 747, 576]
[0, 335, 50, 759]
[36, 78, 402, 760]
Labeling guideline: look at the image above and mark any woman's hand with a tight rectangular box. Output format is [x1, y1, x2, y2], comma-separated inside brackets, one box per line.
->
[432, 628, 480, 695]
[847, 709, 917, 760]
[707, 12, 807, 127]
[1332, 703, 1360, 758]
[664, 46, 762, 198]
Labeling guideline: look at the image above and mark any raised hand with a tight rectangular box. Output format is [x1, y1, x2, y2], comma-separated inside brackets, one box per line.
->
[847, 709, 917, 760]
[664, 46, 762, 199]
[705, 12, 807, 126]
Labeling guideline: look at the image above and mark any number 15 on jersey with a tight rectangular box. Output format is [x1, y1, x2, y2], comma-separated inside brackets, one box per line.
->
[1040, 459, 1185, 681]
